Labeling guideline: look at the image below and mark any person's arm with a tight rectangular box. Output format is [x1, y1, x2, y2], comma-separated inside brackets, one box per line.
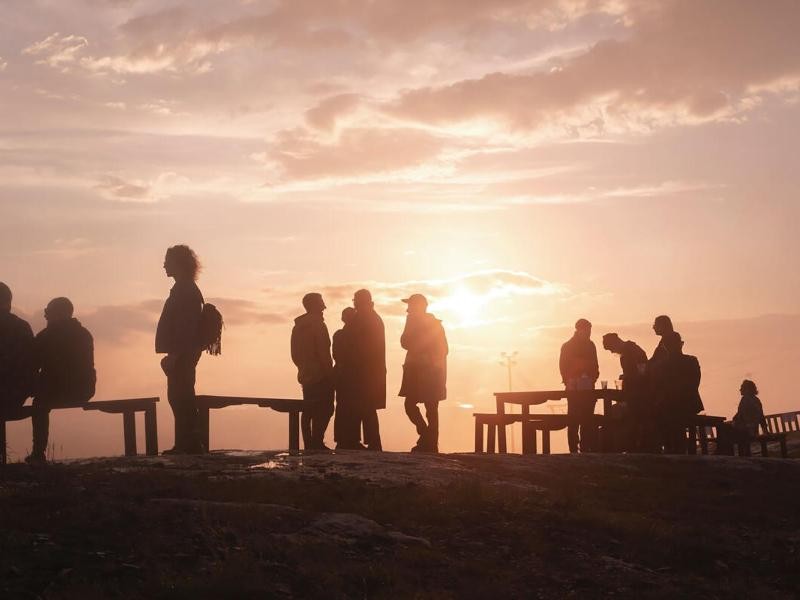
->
[559, 344, 568, 384]
[290, 325, 301, 368]
[590, 342, 600, 381]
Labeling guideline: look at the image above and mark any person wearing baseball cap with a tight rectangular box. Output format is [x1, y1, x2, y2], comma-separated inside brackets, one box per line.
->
[399, 293, 448, 452]
[291, 292, 334, 451]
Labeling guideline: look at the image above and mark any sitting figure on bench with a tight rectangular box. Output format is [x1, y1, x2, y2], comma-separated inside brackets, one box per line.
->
[716, 380, 767, 455]
[27, 297, 96, 464]
[0, 282, 35, 416]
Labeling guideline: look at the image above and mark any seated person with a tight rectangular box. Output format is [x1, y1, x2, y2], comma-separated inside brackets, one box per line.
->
[0, 282, 34, 416]
[716, 380, 767, 455]
[27, 297, 96, 464]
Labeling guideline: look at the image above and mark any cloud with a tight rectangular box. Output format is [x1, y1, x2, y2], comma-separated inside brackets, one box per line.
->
[0, 57, 7, 71]
[94, 175, 151, 201]
[268, 126, 445, 181]
[34, 238, 101, 260]
[22, 33, 89, 71]
[305, 93, 362, 131]
[386, 0, 800, 134]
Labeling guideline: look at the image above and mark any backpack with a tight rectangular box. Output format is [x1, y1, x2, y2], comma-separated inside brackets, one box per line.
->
[199, 303, 224, 355]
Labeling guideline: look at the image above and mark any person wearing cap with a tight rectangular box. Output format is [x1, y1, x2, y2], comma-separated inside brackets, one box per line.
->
[332, 307, 364, 450]
[0, 282, 35, 418]
[291, 292, 334, 451]
[28, 297, 96, 464]
[602, 333, 648, 451]
[559, 318, 599, 452]
[352, 289, 386, 451]
[399, 294, 448, 453]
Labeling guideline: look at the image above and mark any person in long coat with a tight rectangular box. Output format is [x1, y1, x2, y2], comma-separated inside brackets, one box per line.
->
[352, 289, 386, 451]
[399, 294, 448, 452]
[332, 307, 363, 449]
[0, 282, 34, 416]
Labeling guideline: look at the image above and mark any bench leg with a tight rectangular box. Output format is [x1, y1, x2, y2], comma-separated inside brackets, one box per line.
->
[498, 421, 508, 453]
[289, 410, 300, 454]
[699, 426, 709, 455]
[1, 420, 6, 466]
[542, 430, 551, 455]
[144, 407, 158, 456]
[760, 439, 769, 457]
[122, 411, 137, 456]
[521, 422, 531, 455]
[780, 436, 787, 458]
[198, 406, 210, 452]
[687, 426, 698, 455]
[475, 419, 484, 453]
[487, 423, 496, 454]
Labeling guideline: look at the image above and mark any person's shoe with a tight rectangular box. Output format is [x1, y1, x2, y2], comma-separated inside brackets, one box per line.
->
[161, 446, 184, 456]
[25, 452, 47, 465]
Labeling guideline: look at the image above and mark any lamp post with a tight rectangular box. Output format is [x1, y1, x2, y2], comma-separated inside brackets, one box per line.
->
[499, 351, 518, 452]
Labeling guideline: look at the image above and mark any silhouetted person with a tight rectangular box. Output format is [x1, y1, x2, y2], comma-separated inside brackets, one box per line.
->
[0, 282, 34, 416]
[656, 333, 703, 453]
[28, 297, 96, 464]
[649, 315, 681, 367]
[560, 319, 599, 452]
[716, 380, 767, 455]
[291, 293, 334, 451]
[399, 294, 448, 453]
[602, 333, 648, 450]
[352, 289, 386, 451]
[156, 245, 204, 455]
[333, 307, 364, 450]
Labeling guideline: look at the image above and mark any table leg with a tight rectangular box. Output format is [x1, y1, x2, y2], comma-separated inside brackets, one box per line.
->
[699, 425, 709, 455]
[487, 423, 496, 454]
[144, 406, 158, 456]
[498, 420, 508, 453]
[687, 425, 698, 455]
[289, 410, 300, 454]
[122, 411, 137, 456]
[475, 418, 484, 453]
[542, 430, 551, 455]
[522, 421, 531, 455]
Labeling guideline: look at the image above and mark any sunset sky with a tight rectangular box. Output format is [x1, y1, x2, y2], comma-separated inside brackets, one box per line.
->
[2, 0, 799, 458]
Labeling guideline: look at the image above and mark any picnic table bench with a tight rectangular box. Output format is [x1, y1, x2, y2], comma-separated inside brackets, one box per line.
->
[474, 412, 606, 454]
[706, 411, 797, 458]
[1, 397, 159, 465]
[194, 395, 303, 453]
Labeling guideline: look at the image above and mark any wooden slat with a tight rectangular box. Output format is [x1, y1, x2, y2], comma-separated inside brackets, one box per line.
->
[84, 397, 159, 413]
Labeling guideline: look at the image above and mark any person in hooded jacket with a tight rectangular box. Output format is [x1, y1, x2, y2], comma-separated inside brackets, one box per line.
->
[352, 289, 386, 451]
[291, 293, 334, 451]
[716, 379, 768, 455]
[399, 294, 448, 452]
[156, 244, 205, 455]
[0, 282, 34, 416]
[27, 297, 95, 464]
[332, 307, 364, 449]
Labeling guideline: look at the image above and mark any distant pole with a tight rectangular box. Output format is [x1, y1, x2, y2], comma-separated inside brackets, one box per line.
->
[499, 351, 519, 452]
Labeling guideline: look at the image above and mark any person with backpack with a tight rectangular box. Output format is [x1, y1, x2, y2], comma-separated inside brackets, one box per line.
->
[399, 294, 448, 453]
[28, 297, 96, 464]
[156, 245, 206, 455]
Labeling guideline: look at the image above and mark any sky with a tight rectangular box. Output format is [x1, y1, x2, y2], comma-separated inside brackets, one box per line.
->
[2, 0, 799, 458]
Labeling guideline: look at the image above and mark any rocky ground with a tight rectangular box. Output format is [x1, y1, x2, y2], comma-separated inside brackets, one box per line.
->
[1, 447, 799, 599]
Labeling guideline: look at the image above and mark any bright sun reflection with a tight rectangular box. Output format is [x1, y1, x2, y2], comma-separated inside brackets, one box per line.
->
[431, 286, 490, 328]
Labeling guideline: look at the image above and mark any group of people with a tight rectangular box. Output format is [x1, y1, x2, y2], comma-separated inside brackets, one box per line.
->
[0, 244, 772, 461]
[0, 284, 96, 463]
[559, 315, 767, 454]
[291, 290, 448, 453]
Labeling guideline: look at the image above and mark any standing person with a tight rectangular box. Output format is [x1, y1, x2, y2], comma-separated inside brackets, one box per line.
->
[332, 307, 364, 450]
[352, 289, 386, 451]
[0, 282, 34, 416]
[649, 315, 680, 367]
[656, 333, 703, 453]
[291, 293, 334, 451]
[602, 333, 648, 450]
[156, 245, 204, 455]
[559, 318, 599, 453]
[399, 294, 448, 453]
[28, 297, 95, 464]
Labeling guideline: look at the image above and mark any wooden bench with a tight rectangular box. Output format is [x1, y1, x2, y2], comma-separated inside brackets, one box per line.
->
[1, 397, 159, 465]
[474, 413, 606, 454]
[195, 395, 303, 453]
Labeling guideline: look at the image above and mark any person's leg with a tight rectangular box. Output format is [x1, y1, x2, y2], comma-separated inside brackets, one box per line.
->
[363, 409, 382, 451]
[313, 381, 334, 448]
[31, 398, 50, 460]
[580, 399, 598, 452]
[301, 383, 317, 449]
[424, 400, 439, 451]
[567, 398, 579, 453]
[404, 397, 427, 441]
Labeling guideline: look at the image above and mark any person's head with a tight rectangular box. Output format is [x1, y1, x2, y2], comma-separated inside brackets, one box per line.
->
[163, 245, 201, 281]
[353, 289, 373, 311]
[341, 306, 356, 325]
[574, 318, 592, 340]
[602, 333, 624, 353]
[0, 282, 11, 313]
[740, 379, 758, 396]
[302, 292, 326, 315]
[44, 297, 74, 324]
[402, 293, 428, 315]
[664, 331, 684, 355]
[653, 315, 674, 336]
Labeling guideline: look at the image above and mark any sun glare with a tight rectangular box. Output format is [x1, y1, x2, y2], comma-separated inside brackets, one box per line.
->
[432, 286, 489, 328]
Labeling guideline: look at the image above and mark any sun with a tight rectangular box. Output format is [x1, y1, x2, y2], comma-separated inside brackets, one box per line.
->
[433, 287, 488, 328]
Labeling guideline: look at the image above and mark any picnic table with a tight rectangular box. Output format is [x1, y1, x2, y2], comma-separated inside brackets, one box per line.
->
[194, 395, 303, 453]
[489, 389, 623, 453]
